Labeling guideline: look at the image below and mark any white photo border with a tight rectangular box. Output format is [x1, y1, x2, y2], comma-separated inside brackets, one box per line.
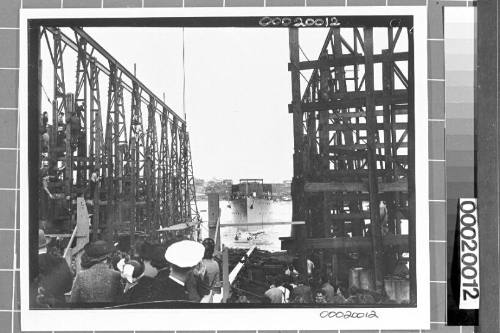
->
[19, 6, 430, 331]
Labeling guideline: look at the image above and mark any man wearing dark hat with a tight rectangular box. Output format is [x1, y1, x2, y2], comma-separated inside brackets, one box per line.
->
[147, 244, 170, 301]
[70, 240, 122, 304]
[33, 229, 73, 308]
[137, 241, 160, 278]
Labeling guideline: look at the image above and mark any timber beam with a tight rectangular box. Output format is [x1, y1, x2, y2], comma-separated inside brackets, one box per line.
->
[280, 234, 409, 252]
[289, 90, 408, 113]
[304, 179, 408, 193]
[288, 51, 408, 71]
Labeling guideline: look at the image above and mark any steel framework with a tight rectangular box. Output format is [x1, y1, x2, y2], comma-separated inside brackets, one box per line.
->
[283, 25, 415, 302]
[39, 27, 200, 244]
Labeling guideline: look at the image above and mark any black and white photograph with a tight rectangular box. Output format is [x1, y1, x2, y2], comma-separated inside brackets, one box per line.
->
[19, 7, 430, 331]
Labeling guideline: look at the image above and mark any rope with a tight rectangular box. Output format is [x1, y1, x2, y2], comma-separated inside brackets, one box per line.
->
[39, 81, 53, 104]
[182, 27, 186, 122]
[299, 45, 311, 62]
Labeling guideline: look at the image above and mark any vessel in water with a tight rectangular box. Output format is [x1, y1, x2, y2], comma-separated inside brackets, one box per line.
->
[229, 179, 272, 233]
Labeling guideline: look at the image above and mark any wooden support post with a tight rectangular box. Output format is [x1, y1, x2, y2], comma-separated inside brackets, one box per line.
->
[478, 0, 500, 329]
[363, 27, 384, 292]
[64, 94, 74, 200]
[208, 193, 220, 240]
[222, 246, 229, 303]
[406, 26, 417, 305]
[332, 28, 365, 238]
[289, 27, 307, 276]
[29, 23, 42, 282]
[92, 175, 100, 240]
[130, 137, 137, 250]
[319, 47, 331, 253]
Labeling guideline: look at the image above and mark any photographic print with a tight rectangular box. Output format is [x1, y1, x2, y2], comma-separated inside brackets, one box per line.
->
[19, 7, 430, 331]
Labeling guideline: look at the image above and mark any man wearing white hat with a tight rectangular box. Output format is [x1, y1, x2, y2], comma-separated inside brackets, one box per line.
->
[161, 240, 205, 301]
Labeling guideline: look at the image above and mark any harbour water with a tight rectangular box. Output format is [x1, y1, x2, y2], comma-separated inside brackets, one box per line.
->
[197, 200, 292, 252]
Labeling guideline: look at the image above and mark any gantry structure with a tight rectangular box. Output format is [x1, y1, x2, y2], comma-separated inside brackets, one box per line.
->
[282, 24, 416, 301]
[38, 27, 200, 243]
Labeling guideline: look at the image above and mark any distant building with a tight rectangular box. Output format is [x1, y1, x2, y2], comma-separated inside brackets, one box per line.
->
[205, 178, 232, 200]
[194, 178, 205, 187]
[282, 180, 291, 193]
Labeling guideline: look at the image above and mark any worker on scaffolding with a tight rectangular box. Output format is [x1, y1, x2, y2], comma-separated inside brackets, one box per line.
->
[69, 107, 82, 149]
[88, 168, 100, 203]
[56, 112, 65, 147]
[41, 129, 49, 154]
[40, 111, 49, 130]
[40, 166, 54, 222]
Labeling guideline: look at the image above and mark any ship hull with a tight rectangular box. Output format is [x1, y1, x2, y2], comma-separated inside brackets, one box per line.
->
[230, 197, 272, 230]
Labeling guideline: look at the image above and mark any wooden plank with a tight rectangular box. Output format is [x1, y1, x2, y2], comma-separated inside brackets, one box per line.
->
[329, 107, 408, 119]
[228, 245, 256, 284]
[364, 27, 384, 292]
[327, 191, 409, 202]
[281, 235, 409, 251]
[329, 122, 407, 131]
[222, 246, 229, 303]
[288, 52, 409, 71]
[406, 19, 417, 306]
[330, 142, 408, 151]
[130, 137, 137, 249]
[289, 28, 307, 275]
[327, 169, 387, 178]
[304, 179, 408, 193]
[330, 212, 370, 220]
[289, 89, 408, 113]
[328, 154, 408, 164]
[220, 221, 305, 228]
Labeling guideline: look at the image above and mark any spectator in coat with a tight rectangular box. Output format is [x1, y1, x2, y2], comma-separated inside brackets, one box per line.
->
[320, 274, 336, 303]
[70, 240, 122, 304]
[201, 238, 220, 291]
[290, 275, 313, 303]
[137, 241, 160, 278]
[264, 277, 286, 304]
[34, 229, 73, 308]
[150, 244, 170, 300]
[120, 259, 157, 304]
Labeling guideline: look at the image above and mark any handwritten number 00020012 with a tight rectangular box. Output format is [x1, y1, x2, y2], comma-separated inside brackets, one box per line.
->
[460, 200, 479, 302]
[259, 16, 341, 28]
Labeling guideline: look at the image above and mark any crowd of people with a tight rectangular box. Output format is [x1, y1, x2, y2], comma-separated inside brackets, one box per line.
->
[33, 229, 408, 307]
[32, 230, 221, 308]
[258, 255, 409, 305]
[260, 268, 377, 305]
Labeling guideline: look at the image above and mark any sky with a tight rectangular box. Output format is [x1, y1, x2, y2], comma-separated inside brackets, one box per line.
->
[39, 26, 406, 183]
[41, 26, 330, 183]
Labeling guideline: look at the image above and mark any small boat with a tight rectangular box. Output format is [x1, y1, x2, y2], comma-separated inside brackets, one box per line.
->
[234, 230, 265, 242]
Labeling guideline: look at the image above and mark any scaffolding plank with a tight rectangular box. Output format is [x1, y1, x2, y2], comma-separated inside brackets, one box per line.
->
[280, 234, 409, 251]
[330, 212, 371, 220]
[289, 28, 308, 275]
[329, 107, 408, 119]
[290, 90, 408, 113]
[330, 142, 408, 150]
[289, 52, 409, 71]
[304, 179, 408, 193]
[329, 122, 407, 131]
